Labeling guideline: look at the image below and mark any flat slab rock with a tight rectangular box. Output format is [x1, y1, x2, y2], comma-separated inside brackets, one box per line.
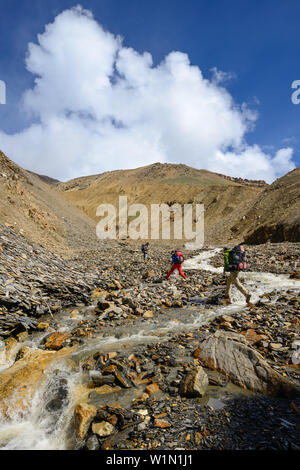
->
[196, 331, 300, 397]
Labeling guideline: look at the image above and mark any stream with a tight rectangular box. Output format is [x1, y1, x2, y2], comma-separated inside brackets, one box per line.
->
[0, 248, 299, 450]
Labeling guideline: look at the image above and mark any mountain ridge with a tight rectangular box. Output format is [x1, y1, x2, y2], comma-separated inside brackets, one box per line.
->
[0, 151, 299, 251]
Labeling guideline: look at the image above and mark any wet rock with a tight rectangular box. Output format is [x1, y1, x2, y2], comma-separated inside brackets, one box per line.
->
[74, 403, 98, 440]
[37, 322, 49, 330]
[86, 435, 100, 450]
[146, 383, 160, 396]
[89, 371, 115, 387]
[92, 421, 115, 437]
[93, 385, 122, 396]
[45, 332, 71, 350]
[46, 377, 69, 412]
[180, 366, 209, 398]
[196, 331, 300, 397]
[0, 313, 38, 337]
[0, 346, 75, 416]
[114, 370, 132, 389]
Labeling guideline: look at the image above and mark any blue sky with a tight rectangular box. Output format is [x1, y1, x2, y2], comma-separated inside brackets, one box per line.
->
[0, 0, 299, 181]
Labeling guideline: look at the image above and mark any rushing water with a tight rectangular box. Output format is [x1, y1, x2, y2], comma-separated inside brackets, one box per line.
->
[0, 248, 299, 450]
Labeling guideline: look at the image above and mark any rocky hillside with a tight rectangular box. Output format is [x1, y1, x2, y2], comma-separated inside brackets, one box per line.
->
[0, 151, 298, 249]
[58, 162, 265, 246]
[0, 151, 101, 256]
[58, 162, 300, 245]
[231, 167, 300, 244]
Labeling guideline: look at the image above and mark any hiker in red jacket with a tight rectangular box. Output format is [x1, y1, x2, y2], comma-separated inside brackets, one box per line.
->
[167, 250, 186, 279]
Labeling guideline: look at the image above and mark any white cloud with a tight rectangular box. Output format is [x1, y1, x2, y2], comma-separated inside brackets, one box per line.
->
[0, 5, 296, 182]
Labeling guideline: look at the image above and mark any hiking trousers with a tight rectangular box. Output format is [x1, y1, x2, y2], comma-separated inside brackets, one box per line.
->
[226, 271, 248, 298]
[167, 264, 186, 279]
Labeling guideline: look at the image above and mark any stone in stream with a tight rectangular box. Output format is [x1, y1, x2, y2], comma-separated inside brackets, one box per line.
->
[0, 346, 76, 416]
[46, 377, 69, 412]
[92, 421, 115, 437]
[114, 370, 133, 389]
[37, 322, 50, 330]
[74, 402, 98, 440]
[196, 331, 300, 397]
[179, 366, 209, 398]
[86, 435, 100, 450]
[89, 370, 115, 387]
[45, 332, 71, 350]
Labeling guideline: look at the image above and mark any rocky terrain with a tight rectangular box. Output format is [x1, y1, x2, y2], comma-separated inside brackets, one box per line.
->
[0, 226, 299, 450]
[0, 151, 101, 256]
[0, 151, 299, 451]
[234, 167, 300, 244]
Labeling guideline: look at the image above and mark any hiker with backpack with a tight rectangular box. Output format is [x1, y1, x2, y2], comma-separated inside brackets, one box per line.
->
[223, 244, 251, 304]
[167, 250, 187, 280]
[141, 242, 149, 261]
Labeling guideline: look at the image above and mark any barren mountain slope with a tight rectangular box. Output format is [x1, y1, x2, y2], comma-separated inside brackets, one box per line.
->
[0, 151, 100, 256]
[58, 162, 265, 245]
[231, 167, 300, 244]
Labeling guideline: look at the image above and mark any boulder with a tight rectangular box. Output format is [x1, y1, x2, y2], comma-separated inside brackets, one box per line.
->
[0, 347, 75, 416]
[180, 366, 209, 398]
[74, 402, 97, 440]
[154, 419, 171, 428]
[146, 383, 160, 396]
[92, 421, 115, 437]
[143, 310, 154, 319]
[37, 323, 50, 330]
[45, 332, 71, 350]
[196, 331, 300, 397]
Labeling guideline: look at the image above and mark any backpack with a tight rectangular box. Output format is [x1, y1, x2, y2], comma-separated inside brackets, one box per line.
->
[224, 247, 247, 272]
[173, 251, 184, 264]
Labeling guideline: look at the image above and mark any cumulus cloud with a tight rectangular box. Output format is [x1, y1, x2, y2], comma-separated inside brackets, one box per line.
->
[0, 5, 296, 182]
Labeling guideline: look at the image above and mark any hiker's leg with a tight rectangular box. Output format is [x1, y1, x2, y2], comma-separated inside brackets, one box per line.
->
[233, 273, 249, 297]
[225, 273, 233, 297]
[167, 265, 176, 278]
[178, 265, 186, 279]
